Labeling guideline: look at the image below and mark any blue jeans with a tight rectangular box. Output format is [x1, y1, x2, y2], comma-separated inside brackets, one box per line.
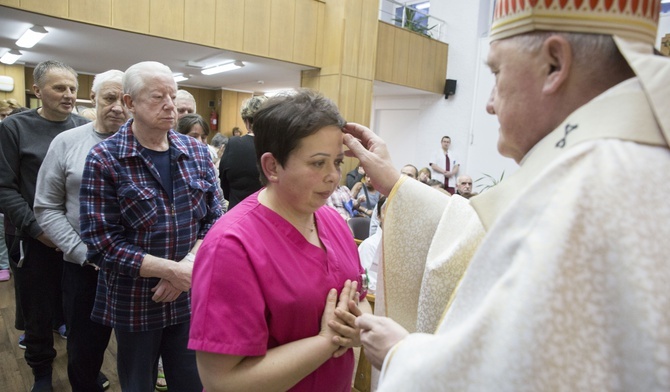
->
[115, 321, 202, 392]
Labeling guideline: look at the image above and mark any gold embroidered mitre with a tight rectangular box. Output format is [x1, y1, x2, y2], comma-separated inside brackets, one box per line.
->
[490, 0, 660, 44]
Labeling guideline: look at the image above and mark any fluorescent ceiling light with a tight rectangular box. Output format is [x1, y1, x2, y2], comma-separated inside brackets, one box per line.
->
[173, 74, 189, 83]
[264, 89, 293, 97]
[201, 60, 244, 76]
[16, 25, 48, 48]
[0, 49, 22, 65]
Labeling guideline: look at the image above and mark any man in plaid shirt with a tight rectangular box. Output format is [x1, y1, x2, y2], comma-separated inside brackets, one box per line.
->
[80, 61, 222, 392]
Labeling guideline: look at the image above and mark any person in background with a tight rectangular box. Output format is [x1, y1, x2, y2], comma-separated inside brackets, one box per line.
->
[358, 196, 386, 293]
[218, 95, 268, 209]
[231, 126, 242, 136]
[455, 175, 477, 199]
[177, 113, 209, 145]
[0, 60, 89, 392]
[418, 167, 431, 184]
[175, 89, 196, 120]
[0, 98, 21, 121]
[429, 136, 460, 193]
[210, 133, 228, 166]
[400, 164, 418, 180]
[78, 107, 97, 121]
[346, 165, 365, 190]
[352, 174, 380, 219]
[80, 61, 222, 392]
[2, 104, 29, 348]
[190, 89, 370, 392]
[344, 1, 670, 390]
[0, 99, 21, 282]
[34, 69, 128, 392]
[178, 113, 227, 211]
[327, 184, 355, 221]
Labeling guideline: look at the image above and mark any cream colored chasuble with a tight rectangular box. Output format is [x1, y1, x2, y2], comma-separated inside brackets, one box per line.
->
[376, 54, 670, 389]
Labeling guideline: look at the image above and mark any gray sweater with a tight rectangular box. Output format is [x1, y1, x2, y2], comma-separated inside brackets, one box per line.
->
[34, 122, 109, 265]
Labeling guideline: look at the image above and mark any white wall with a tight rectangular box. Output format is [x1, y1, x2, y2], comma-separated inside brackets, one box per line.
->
[372, 0, 517, 192]
[371, 1, 670, 192]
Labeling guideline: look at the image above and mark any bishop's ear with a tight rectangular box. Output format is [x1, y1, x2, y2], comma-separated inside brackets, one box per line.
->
[542, 35, 572, 94]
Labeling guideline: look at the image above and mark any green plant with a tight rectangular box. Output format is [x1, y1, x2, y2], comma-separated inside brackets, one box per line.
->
[474, 171, 505, 193]
[393, 7, 436, 38]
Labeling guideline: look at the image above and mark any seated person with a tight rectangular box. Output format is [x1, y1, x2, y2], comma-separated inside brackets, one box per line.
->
[358, 196, 386, 293]
[351, 174, 380, 218]
[455, 175, 478, 199]
[327, 185, 354, 221]
[346, 165, 365, 190]
[418, 167, 432, 184]
[427, 179, 452, 195]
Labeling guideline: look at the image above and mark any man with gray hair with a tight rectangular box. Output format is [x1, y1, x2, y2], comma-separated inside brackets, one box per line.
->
[0, 60, 89, 391]
[35, 69, 129, 391]
[175, 89, 196, 120]
[80, 61, 222, 392]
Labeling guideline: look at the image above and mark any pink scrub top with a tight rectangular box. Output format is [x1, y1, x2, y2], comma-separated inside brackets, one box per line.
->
[189, 191, 366, 392]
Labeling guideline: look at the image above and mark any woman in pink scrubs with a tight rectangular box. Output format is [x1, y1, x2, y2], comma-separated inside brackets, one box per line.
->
[189, 89, 371, 391]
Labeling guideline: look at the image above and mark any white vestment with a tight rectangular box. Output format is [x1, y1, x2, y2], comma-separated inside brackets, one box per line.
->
[376, 74, 670, 391]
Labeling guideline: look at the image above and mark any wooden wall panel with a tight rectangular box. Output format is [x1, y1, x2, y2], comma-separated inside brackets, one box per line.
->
[341, 0, 361, 77]
[219, 89, 238, 135]
[354, 78, 371, 126]
[375, 22, 448, 94]
[356, 0, 377, 81]
[184, 0, 216, 46]
[18, 0, 68, 17]
[243, 0, 271, 56]
[314, 0, 325, 71]
[219, 89, 251, 136]
[69, 0, 112, 26]
[406, 33, 424, 89]
[300, 69, 320, 91]
[375, 22, 394, 83]
[214, 0, 244, 51]
[76, 73, 93, 100]
[316, 75, 341, 106]
[0, 64, 26, 105]
[269, 0, 295, 62]
[319, 0, 344, 76]
[337, 75, 357, 123]
[418, 36, 432, 91]
[0, 0, 20, 7]
[293, 0, 319, 67]
[149, 0, 184, 40]
[112, 0, 150, 33]
[391, 28, 409, 85]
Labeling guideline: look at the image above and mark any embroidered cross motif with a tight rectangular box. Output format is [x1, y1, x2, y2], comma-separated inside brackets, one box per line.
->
[555, 123, 578, 148]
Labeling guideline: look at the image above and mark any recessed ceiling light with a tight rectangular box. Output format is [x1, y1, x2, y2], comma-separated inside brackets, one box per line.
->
[16, 25, 48, 48]
[0, 49, 22, 65]
[201, 60, 244, 76]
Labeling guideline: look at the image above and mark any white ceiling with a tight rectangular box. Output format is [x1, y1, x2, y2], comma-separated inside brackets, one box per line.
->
[0, 5, 433, 97]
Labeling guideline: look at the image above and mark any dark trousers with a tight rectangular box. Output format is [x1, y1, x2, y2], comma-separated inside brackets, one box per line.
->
[115, 322, 202, 392]
[12, 236, 64, 377]
[6, 232, 24, 330]
[62, 261, 112, 392]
